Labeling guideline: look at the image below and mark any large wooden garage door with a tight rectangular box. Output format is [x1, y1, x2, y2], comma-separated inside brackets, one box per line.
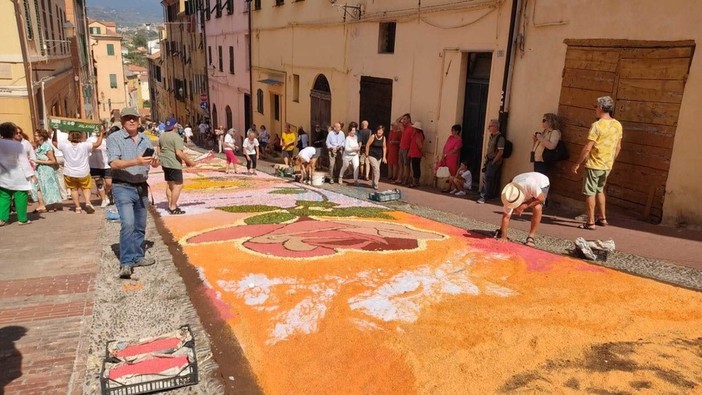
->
[553, 39, 695, 223]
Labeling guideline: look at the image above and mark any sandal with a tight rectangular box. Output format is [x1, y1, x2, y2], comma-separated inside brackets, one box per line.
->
[524, 236, 535, 247]
[75, 208, 83, 214]
[168, 207, 186, 215]
[18, 220, 32, 225]
[595, 218, 608, 227]
[578, 223, 596, 230]
[33, 207, 47, 214]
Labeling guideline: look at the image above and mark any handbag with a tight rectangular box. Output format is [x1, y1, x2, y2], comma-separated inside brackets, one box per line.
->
[543, 140, 569, 162]
[529, 151, 535, 163]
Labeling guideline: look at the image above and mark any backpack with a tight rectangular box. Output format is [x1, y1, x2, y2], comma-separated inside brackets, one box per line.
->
[499, 134, 513, 159]
[543, 140, 569, 162]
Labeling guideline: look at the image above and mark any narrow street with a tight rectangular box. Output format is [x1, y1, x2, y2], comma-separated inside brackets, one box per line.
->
[147, 149, 702, 394]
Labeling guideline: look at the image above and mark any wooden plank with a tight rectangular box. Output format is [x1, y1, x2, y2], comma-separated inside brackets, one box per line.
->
[566, 48, 620, 64]
[615, 100, 681, 126]
[564, 58, 618, 73]
[620, 46, 693, 59]
[558, 105, 598, 129]
[562, 68, 616, 92]
[564, 39, 696, 48]
[617, 79, 685, 104]
[619, 58, 691, 80]
[559, 86, 611, 110]
[617, 149, 670, 171]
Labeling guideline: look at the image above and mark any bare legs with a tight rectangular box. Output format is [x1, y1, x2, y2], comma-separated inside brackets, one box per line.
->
[166, 181, 184, 211]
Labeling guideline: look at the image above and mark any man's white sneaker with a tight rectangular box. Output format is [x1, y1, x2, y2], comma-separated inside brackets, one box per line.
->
[449, 189, 458, 194]
[100, 198, 109, 208]
[455, 191, 467, 196]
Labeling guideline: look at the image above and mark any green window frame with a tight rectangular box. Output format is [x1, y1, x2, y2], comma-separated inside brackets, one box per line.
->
[109, 74, 117, 88]
[107, 44, 115, 56]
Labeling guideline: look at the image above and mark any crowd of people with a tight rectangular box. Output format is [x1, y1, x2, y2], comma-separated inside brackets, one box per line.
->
[0, 94, 622, 276]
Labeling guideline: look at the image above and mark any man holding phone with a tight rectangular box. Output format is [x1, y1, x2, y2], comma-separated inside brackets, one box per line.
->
[159, 117, 195, 215]
[107, 107, 160, 279]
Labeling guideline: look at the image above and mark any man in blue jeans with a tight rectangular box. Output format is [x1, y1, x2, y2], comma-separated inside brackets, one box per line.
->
[478, 119, 505, 204]
[107, 107, 160, 279]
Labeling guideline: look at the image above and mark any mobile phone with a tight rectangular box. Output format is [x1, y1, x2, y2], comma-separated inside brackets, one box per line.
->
[142, 148, 155, 157]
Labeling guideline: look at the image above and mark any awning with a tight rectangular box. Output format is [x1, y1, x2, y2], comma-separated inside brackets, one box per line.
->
[258, 78, 283, 86]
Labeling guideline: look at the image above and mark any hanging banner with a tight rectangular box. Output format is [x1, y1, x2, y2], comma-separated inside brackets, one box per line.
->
[48, 116, 102, 133]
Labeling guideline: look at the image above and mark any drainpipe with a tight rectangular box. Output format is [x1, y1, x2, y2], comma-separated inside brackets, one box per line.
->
[498, 0, 521, 135]
[247, 0, 254, 128]
[40, 80, 47, 128]
[12, 0, 39, 130]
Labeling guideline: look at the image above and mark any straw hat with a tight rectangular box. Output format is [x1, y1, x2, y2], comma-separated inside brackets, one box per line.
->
[413, 121, 423, 130]
[501, 182, 525, 209]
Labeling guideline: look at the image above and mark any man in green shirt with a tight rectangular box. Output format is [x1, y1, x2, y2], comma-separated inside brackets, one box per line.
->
[159, 117, 195, 215]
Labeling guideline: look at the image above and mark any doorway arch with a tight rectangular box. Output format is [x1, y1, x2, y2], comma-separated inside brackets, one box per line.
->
[225, 105, 233, 130]
[212, 104, 218, 128]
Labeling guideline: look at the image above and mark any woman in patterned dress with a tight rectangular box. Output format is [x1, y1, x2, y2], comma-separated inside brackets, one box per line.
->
[31, 129, 61, 212]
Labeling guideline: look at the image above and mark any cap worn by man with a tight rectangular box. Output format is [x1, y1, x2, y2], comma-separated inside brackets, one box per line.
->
[164, 117, 177, 132]
[120, 107, 140, 118]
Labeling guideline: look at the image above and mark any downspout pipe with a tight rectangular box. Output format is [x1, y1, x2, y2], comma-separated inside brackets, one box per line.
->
[498, 0, 520, 136]
[12, 0, 39, 130]
[247, 0, 254, 128]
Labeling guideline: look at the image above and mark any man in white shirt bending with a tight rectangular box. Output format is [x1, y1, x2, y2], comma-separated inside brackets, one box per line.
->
[496, 172, 550, 248]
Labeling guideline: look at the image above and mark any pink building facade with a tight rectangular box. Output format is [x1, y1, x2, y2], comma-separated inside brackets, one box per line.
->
[204, 0, 251, 134]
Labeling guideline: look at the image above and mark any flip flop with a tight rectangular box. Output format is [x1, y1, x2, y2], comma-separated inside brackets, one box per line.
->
[595, 218, 608, 227]
[578, 223, 596, 230]
[168, 207, 186, 215]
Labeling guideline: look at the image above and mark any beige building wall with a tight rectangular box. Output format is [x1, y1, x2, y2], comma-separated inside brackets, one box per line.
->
[348, 0, 513, 183]
[89, 21, 127, 120]
[252, 1, 512, 184]
[251, 2, 350, 137]
[505, 0, 702, 226]
[1, 0, 79, 132]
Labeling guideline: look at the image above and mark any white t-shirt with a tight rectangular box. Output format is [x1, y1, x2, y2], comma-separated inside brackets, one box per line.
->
[503, 172, 550, 215]
[53, 130, 69, 158]
[460, 169, 472, 188]
[198, 123, 208, 135]
[20, 139, 36, 162]
[242, 138, 259, 155]
[344, 135, 359, 156]
[88, 136, 109, 169]
[58, 141, 92, 177]
[298, 147, 317, 163]
[184, 127, 193, 137]
[224, 134, 236, 150]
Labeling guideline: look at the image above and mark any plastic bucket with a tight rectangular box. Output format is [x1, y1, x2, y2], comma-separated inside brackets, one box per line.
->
[312, 171, 326, 186]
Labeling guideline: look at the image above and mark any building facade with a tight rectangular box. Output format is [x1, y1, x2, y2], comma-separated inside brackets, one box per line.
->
[502, 0, 702, 226]
[205, 0, 251, 134]
[89, 20, 127, 120]
[1, 0, 83, 131]
[251, 0, 514, 184]
[64, 0, 97, 120]
[161, 0, 208, 127]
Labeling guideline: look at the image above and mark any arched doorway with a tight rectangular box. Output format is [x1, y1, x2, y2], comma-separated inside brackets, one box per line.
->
[212, 104, 218, 128]
[225, 105, 233, 130]
[310, 74, 331, 167]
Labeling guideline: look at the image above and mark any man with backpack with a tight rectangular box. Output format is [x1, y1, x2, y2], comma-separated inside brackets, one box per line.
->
[477, 118, 506, 204]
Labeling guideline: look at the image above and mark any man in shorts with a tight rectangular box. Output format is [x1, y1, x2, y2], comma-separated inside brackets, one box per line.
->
[89, 130, 113, 207]
[159, 117, 195, 215]
[496, 172, 550, 247]
[295, 146, 319, 184]
[572, 96, 622, 230]
[394, 113, 413, 185]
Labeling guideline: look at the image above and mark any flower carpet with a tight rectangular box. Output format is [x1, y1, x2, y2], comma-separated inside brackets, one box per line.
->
[147, 151, 702, 394]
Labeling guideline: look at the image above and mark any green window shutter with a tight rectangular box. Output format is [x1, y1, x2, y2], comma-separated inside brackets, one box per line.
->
[107, 44, 115, 56]
[110, 74, 117, 88]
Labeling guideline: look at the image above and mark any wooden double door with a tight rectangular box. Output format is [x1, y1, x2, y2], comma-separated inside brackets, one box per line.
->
[553, 39, 694, 223]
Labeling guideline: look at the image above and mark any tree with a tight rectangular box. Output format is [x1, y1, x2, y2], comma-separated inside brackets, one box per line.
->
[132, 31, 148, 49]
